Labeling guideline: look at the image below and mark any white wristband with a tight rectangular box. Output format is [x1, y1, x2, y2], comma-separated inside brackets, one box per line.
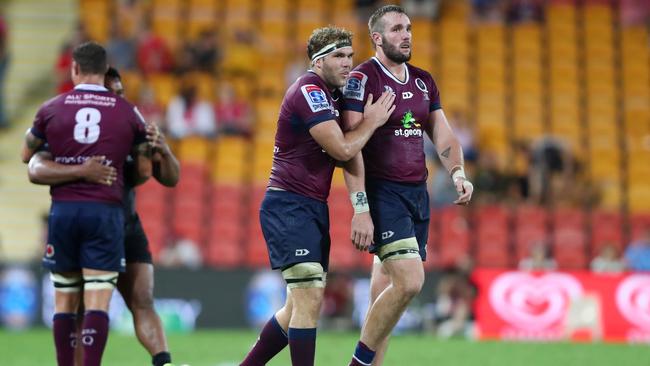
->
[451, 166, 466, 182]
[350, 191, 370, 214]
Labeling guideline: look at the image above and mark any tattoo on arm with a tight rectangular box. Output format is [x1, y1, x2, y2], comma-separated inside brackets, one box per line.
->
[440, 146, 451, 159]
[26, 134, 42, 149]
[135, 143, 152, 158]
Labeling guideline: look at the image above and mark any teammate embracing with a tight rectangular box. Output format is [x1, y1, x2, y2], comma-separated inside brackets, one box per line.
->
[240, 26, 395, 366]
[342, 5, 474, 366]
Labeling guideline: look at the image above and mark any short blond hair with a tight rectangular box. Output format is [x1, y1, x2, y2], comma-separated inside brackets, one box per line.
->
[307, 26, 353, 60]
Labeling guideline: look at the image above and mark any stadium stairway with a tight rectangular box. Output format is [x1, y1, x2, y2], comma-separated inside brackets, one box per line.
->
[0, 0, 77, 262]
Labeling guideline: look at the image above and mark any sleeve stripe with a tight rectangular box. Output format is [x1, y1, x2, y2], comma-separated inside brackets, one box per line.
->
[306, 113, 336, 129]
[342, 102, 364, 113]
[430, 103, 442, 112]
[30, 127, 46, 140]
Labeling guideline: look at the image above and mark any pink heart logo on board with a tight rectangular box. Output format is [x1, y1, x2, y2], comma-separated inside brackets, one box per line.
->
[489, 272, 584, 331]
[616, 275, 650, 330]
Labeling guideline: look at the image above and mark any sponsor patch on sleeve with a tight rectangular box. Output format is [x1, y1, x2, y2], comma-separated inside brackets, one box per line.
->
[343, 71, 368, 101]
[300, 84, 331, 113]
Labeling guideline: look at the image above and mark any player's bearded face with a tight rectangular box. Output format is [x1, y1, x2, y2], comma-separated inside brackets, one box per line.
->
[380, 34, 411, 63]
[321, 50, 352, 88]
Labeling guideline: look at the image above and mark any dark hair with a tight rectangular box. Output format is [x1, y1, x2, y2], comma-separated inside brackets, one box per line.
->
[105, 66, 121, 81]
[72, 41, 108, 75]
[307, 26, 353, 60]
[368, 5, 407, 35]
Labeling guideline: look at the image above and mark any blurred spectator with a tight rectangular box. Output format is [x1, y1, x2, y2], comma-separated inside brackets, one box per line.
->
[430, 160, 459, 208]
[519, 242, 557, 271]
[620, 0, 650, 27]
[188, 30, 221, 74]
[137, 83, 165, 130]
[591, 243, 626, 273]
[473, 151, 508, 204]
[106, 20, 137, 71]
[401, 0, 441, 19]
[321, 272, 354, 330]
[0, 11, 8, 129]
[221, 28, 257, 76]
[429, 256, 476, 339]
[472, 0, 505, 23]
[528, 136, 575, 205]
[215, 82, 252, 136]
[506, 0, 544, 24]
[159, 238, 202, 269]
[285, 43, 309, 88]
[624, 227, 650, 271]
[136, 21, 174, 75]
[166, 80, 217, 139]
[55, 22, 89, 94]
[449, 110, 477, 163]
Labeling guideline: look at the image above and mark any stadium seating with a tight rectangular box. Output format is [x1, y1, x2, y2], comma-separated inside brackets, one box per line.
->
[73, 0, 650, 271]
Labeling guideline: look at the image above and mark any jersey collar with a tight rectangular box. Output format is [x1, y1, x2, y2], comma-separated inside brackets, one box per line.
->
[372, 57, 409, 85]
[74, 83, 109, 92]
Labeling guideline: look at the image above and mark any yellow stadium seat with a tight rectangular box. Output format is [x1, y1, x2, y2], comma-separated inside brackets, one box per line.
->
[178, 136, 211, 164]
[148, 74, 178, 107]
[211, 136, 249, 183]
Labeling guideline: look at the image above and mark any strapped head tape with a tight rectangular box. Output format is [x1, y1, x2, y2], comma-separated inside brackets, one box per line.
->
[311, 40, 353, 63]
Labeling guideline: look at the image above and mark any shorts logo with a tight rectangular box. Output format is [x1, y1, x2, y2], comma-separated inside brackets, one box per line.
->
[381, 231, 394, 240]
[301, 84, 331, 113]
[343, 71, 367, 101]
[120, 258, 126, 267]
[295, 249, 310, 256]
[45, 244, 55, 258]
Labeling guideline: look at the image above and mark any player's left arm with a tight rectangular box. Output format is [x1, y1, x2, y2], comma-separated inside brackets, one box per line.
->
[130, 142, 153, 186]
[342, 153, 373, 252]
[147, 122, 180, 187]
[21, 129, 45, 163]
[428, 109, 474, 205]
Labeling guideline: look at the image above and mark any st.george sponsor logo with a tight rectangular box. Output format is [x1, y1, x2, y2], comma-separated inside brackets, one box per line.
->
[394, 128, 422, 138]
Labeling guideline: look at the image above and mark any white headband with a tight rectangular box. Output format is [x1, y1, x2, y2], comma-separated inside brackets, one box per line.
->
[310, 41, 352, 63]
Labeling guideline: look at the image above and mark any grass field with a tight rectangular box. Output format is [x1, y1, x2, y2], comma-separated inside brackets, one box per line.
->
[1, 328, 648, 365]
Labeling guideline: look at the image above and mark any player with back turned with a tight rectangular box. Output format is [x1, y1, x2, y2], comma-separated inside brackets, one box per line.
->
[27, 66, 179, 366]
[21, 42, 150, 366]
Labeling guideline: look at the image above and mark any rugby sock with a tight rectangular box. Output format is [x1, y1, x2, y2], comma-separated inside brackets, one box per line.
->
[152, 351, 172, 366]
[288, 327, 317, 366]
[81, 310, 109, 366]
[349, 341, 375, 366]
[53, 313, 77, 366]
[240, 315, 288, 365]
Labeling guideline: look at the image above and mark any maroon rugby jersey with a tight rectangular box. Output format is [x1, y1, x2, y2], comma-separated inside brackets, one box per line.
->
[268, 71, 344, 202]
[343, 57, 441, 183]
[30, 84, 147, 204]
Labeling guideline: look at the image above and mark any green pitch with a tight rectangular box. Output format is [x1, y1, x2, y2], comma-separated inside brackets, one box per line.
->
[1, 328, 647, 366]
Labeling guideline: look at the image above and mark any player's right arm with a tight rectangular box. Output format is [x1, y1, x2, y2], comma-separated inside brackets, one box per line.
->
[309, 91, 395, 161]
[28, 151, 117, 186]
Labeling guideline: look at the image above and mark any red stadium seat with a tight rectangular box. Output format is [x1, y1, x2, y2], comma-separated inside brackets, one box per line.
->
[514, 205, 548, 261]
[553, 208, 587, 270]
[630, 214, 650, 242]
[475, 205, 511, 268]
[591, 210, 623, 254]
[436, 206, 471, 267]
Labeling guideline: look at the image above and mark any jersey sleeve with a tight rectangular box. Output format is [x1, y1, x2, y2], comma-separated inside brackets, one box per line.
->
[342, 69, 376, 113]
[294, 83, 336, 129]
[427, 74, 442, 112]
[30, 104, 49, 140]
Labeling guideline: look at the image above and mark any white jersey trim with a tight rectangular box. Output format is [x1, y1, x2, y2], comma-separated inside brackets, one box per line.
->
[74, 83, 109, 92]
[371, 57, 409, 85]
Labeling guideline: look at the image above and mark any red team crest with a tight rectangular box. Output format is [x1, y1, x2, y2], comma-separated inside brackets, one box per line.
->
[45, 244, 55, 258]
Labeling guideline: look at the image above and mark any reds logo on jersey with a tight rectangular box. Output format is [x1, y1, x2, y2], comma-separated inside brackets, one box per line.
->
[301, 84, 331, 113]
[343, 71, 367, 101]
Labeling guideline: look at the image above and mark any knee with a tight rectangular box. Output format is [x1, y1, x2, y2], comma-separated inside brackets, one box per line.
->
[129, 289, 155, 312]
[394, 273, 424, 300]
